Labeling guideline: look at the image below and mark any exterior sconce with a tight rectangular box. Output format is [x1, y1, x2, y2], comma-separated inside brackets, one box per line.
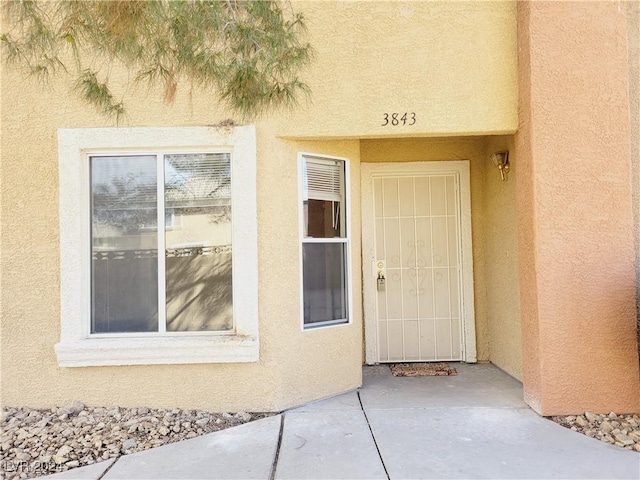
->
[490, 150, 510, 181]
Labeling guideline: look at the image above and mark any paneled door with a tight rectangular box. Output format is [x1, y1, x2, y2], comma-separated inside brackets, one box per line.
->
[361, 162, 476, 364]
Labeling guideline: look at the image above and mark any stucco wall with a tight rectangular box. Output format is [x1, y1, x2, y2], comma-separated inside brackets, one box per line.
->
[0, 1, 518, 411]
[255, 129, 364, 410]
[0, 68, 364, 411]
[516, 1, 640, 415]
[276, 0, 517, 138]
[483, 136, 522, 380]
[627, 0, 640, 343]
[360, 137, 489, 362]
[0, 81, 364, 410]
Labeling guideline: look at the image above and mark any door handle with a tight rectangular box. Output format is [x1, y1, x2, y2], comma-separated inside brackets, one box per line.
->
[376, 260, 386, 291]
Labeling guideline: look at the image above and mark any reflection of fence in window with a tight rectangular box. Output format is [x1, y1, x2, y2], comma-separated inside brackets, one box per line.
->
[92, 246, 232, 333]
[164, 154, 232, 332]
[166, 245, 232, 332]
[92, 250, 159, 334]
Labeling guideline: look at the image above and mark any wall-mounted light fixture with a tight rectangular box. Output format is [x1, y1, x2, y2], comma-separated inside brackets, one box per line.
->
[490, 150, 510, 181]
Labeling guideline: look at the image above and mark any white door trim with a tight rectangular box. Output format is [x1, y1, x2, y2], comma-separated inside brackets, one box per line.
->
[361, 161, 477, 364]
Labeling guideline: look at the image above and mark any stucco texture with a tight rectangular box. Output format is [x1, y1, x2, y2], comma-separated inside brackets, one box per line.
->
[0, 92, 364, 410]
[628, 1, 640, 340]
[1, 1, 518, 411]
[483, 136, 521, 380]
[0, 62, 365, 411]
[516, 1, 640, 415]
[276, 0, 517, 138]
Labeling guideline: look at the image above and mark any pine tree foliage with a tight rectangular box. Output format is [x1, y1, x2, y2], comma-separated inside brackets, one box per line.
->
[1, 0, 313, 121]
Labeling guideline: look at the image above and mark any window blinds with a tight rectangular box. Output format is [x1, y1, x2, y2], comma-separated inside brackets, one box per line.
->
[303, 157, 344, 202]
[165, 153, 231, 208]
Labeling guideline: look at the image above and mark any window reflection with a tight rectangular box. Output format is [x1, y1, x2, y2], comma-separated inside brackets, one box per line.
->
[90, 156, 159, 333]
[164, 153, 233, 331]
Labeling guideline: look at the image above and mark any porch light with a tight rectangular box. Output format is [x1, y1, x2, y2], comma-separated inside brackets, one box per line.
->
[490, 150, 510, 181]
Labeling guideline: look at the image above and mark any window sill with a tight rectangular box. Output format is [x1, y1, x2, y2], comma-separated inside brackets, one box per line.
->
[54, 335, 258, 367]
[303, 319, 350, 330]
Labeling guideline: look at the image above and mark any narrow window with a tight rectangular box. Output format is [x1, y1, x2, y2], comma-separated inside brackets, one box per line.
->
[301, 155, 349, 328]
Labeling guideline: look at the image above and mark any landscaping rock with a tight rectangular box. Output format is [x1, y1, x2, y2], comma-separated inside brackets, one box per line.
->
[575, 415, 588, 427]
[64, 401, 85, 415]
[235, 411, 252, 422]
[613, 433, 635, 446]
[551, 411, 640, 452]
[600, 421, 613, 434]
[1, 405, 273, 480]
[122, 438, 137, 451]
[584, 412, 600, 423]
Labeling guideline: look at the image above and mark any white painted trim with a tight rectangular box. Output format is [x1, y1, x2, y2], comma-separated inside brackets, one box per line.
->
[156, 153, 167, 334]
[361, 161, 476, 364]
[56, 126, 259, 366]
[298, 152, 353, 331]
[55, 336, 258, 367]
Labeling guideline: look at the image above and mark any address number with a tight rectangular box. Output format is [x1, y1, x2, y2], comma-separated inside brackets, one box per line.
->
[382, 112, 416, 126]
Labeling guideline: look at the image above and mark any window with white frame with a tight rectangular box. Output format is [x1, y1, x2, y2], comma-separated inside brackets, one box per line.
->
[300, 154, 350, 329]
[56, 127, 258, 366]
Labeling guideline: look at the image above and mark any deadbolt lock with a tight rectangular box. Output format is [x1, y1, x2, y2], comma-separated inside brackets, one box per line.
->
[376, 260, 386, 291]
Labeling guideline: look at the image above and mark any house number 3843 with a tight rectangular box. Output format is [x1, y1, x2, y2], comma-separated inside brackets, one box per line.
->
[382, 112, 416, 126]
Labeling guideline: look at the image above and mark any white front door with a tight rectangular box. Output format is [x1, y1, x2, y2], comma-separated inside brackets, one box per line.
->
[361, 161, 476, 364]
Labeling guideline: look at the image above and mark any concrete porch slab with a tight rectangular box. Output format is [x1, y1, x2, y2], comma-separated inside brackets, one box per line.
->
[360, 362, 527, 410]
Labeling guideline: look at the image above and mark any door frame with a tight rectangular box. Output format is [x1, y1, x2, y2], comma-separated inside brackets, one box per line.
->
[361, 161, 477, 364]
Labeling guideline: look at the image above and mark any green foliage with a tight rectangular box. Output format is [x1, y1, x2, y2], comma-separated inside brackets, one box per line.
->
[1, 0, 313, 121]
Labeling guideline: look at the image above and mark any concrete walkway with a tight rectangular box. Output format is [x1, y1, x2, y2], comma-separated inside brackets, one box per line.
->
[46, 364, 639, 479]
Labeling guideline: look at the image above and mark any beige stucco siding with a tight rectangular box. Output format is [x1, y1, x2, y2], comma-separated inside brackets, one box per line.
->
[482, 136, 522, 380]
[0, 0, 518, 411]
[256, 129, 364, 410]
[0, 113, 363, 410]
[276, 1, 517, 138]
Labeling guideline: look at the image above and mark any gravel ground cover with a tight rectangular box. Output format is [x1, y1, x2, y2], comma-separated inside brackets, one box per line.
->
[1, 402, 274, 479]
[550, 412, 640, 452]
[3, 403, 639, 479]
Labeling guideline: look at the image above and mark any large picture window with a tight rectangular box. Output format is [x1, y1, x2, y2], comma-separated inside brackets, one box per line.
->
[300, 154, 350, 329]
[90, 153, 232, 334]
[56, 127, 258, 366]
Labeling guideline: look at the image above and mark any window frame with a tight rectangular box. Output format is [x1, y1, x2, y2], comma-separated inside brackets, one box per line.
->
[56, 126, 258, 366]
[88, 150, 234, 337]
[298, 152, 353, 331]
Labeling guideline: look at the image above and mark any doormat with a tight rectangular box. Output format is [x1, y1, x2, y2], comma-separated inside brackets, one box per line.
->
[389, 362, 457, 377]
